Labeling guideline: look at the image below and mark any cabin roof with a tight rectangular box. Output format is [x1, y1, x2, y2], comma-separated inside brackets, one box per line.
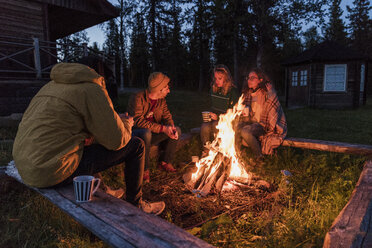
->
[34, 0, 119, 39]
[282, 40, 368, 66]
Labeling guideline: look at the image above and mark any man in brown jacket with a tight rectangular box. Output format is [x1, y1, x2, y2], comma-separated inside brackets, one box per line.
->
[128, 72, 181, 182]
[13, 62, 165, 215]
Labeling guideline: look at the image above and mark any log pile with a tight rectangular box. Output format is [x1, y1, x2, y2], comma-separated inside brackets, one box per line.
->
[183, 151, 250, 196]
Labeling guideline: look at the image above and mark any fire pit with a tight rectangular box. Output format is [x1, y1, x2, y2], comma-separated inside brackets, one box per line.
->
[183, 96, 252, 196]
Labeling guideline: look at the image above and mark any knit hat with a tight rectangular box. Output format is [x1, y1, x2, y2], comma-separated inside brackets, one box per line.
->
[148, 72, 170, 93]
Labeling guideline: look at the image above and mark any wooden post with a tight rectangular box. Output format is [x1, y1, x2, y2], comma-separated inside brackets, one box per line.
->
[33, 38, 42, 78]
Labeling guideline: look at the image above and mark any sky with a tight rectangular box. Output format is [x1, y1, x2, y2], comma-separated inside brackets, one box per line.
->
[85, 0, 368, 48]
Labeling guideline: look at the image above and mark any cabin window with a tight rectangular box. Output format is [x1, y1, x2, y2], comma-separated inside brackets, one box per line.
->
[300, 70, 307, 86]
[360, 64, 365, 92]
[291, 71, 298, 86]
[323, 64, 347, 92]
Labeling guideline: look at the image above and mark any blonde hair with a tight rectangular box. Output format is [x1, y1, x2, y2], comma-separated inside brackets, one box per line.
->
[212, 64, 235, 95]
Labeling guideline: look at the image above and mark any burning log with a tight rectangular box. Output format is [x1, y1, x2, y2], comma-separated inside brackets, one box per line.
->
[183, 95, 251, 196]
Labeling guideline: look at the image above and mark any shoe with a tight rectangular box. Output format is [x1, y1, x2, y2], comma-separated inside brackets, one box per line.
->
[140, 200, 165, 215]
[105, 186, 124, 199]
[158, 161, 176, 172]
[143, 170, 150, 183]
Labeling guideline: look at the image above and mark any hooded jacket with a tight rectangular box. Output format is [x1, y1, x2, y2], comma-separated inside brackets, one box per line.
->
[12, 63, 132, 188]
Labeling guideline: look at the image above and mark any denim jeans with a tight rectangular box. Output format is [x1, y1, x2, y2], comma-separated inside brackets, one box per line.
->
[132, 127, 181, 170]
[56, 137, 145, 206]
[200, 120, 218, 146]
[238, 123, 265, 157]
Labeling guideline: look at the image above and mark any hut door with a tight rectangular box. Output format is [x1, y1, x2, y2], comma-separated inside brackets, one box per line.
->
[299, 70, 309, 105]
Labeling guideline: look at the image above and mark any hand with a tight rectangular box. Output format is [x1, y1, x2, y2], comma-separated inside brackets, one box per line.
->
[210, 112, 218, 121]
[164, 125, 178, 140]
[119, 112, 133, 128]
[84, 136, 94, 146]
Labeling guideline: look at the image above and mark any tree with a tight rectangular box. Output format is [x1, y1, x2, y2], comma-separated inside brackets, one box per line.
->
[103, 0, 134, 88]
[186, 0, 213, 91]
[162, 0, 187, 87]
[129, 10, 151, 88]
[303, 26, 322, 49]
[57, 31, 90, 62]
[347, 0, 371, 53]
[323, 0, 347, 44]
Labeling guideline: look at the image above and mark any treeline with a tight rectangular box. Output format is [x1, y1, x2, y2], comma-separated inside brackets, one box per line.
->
[67, 0, 372, 94]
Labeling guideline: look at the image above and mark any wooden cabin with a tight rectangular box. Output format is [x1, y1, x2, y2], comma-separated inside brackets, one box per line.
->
[0, 0, 119, 116]
[282, 41, 369, 109]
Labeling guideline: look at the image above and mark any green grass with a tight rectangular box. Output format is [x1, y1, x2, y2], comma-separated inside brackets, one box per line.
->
[0, 90, 371, 247]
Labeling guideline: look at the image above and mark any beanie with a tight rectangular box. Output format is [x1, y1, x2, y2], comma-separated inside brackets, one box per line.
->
[148, 72, 170, 93]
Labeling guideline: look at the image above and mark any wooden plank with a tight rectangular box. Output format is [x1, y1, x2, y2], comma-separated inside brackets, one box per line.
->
[282, 138, 372, 155]
[57, 186, 213, 248]
[37, 187, 136, 248]
[324, 160, 372, 248]
[3, 166, 212, 248]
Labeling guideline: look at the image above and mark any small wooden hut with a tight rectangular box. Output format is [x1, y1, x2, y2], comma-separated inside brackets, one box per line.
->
[282, 41, 369, 109]
[0, 0, 119, 116]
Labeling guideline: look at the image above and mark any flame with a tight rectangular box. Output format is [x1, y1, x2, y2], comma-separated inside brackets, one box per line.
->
[191, 96, 250, 186]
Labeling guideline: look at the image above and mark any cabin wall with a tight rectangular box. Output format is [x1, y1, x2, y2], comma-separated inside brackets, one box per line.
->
[0, 0, 44, 39]
[287, 61, 365, 109]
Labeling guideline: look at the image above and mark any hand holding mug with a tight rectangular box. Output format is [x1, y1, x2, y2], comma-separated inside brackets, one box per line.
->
[210, 112, 218, 121]
[119, 112, 133, 128]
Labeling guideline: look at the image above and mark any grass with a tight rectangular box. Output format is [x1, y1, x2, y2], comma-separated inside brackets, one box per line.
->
[0, 89, 371, 247]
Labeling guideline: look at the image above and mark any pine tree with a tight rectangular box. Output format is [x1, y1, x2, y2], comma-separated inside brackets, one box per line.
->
[57, 31, 90, 62]
[324, 0, 347, 44]
[303, 26, 322, 49]
[129, 10, 151, 88]
[347, 0, 371, 52]
[186, 0, 213, 91]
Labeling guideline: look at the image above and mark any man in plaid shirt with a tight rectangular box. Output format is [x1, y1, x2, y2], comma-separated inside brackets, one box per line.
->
[238, 68, 287, 157]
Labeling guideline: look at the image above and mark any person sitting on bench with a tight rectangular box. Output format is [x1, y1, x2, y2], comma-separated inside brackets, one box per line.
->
[128, 72, 181, 183]
[200, 64, 239, 157]
[237, 67, 287, 159]
[12, 61, 165, 215]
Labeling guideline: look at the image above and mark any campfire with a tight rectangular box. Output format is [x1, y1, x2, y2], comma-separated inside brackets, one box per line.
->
[184, 96, 251, 196]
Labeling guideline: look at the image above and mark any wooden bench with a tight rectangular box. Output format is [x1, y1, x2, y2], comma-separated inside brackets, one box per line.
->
[191, 127, 372, 156]
[282, 138, 372, 156]
[2, 164, 213, 248]
[324, 160, 372, 248]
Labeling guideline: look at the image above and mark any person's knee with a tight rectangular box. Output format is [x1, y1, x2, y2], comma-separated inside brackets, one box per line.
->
[142, 128, 152, 143]
[131, 136, 145, 150]
[241, 126, 255, 141]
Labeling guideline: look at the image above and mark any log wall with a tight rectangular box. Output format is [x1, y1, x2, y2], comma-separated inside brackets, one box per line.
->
[0, 0, 44, 39]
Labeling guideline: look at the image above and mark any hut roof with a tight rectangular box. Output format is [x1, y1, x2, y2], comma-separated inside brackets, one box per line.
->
[34, 0, 119, 40]
[282, 40, 368, 66]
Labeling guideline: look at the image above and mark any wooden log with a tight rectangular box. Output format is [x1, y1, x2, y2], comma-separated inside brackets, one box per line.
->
[3, 166, 213, 248]
[282, 138, 372, 156]
[323, 160, 372, 248]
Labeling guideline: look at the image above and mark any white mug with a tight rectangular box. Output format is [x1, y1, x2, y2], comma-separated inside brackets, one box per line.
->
[202, 111, 211, 122]
[73, 175, 101, 203]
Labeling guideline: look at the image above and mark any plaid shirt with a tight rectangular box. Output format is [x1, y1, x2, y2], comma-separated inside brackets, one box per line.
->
[242, 87, 287, 155]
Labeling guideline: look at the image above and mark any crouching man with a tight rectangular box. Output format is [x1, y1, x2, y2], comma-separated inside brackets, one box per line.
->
[128, 72, 181, 183]
[12, 62, 165, 215]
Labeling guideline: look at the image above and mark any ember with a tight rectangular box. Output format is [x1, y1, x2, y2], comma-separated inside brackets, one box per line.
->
[184, 96, 251, 196]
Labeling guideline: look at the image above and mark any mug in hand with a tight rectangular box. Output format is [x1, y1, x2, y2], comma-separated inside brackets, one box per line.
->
[202, 111, 211, 122]
[73, 175, 101, 203]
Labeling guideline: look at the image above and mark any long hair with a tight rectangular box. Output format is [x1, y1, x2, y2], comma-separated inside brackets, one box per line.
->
[242, 67, 272, 94]
[211, 64, 235, 95]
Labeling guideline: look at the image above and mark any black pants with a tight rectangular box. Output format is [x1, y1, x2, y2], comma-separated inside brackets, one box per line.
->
[132, 127, 181, 170]
[56, 137, 144, 206]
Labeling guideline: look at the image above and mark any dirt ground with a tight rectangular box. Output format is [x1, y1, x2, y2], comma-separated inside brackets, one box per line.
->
[142, 164, 284, 229]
